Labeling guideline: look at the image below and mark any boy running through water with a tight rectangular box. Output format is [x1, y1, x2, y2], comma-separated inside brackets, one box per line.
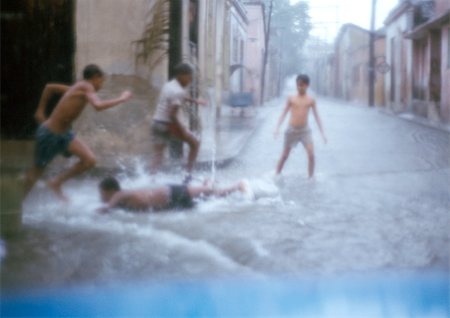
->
[151, 63, 206, 180]
[25, 64, 132, 201]
[274, 75, 327, 178]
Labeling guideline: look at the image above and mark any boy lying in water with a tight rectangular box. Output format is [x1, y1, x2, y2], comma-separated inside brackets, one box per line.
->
[97, 177, 249, 213]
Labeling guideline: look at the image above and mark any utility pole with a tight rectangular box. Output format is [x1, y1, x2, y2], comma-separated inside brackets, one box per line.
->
[168, 0, 183, 158]
[368, 0, 377, 107]
[260, 0, 273, 104]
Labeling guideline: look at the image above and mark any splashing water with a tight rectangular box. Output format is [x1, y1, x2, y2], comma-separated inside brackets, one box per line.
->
[207, 88, 217, 182]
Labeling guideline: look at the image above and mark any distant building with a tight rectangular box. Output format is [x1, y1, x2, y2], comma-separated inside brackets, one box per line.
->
[227, 0, 248, 94]
[244, 1, 266, 105]
[384, 0, 415, 113]
[303, 38, 334, 97]
[385, 0, 450, 122]
[332, 23, 386, 106]
[405, 0, 450, 122]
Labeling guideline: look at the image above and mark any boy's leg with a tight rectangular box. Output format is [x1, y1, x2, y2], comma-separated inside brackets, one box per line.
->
[304, 143, 315, 178]
[24, 166, 45, 197]
[151, 143, 166, 174]
[171, 127, 199, 173]
[48, 138, 96, 200]
[276, 147, 291, 175]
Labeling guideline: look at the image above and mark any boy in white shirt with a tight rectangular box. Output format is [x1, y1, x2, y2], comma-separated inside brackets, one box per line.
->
[151, 63, 206, 181]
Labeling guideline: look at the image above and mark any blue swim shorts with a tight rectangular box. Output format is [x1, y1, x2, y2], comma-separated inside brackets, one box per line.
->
[34, 125, 75, 168]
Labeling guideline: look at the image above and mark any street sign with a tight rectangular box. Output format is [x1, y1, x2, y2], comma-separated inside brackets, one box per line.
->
[376, 62, 391, 74]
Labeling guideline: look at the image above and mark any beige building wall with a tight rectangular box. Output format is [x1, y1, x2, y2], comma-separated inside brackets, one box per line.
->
[375, 37, 386, 106]
[73, 0, 170, 167]
[334, 25, 370, 101]
[75, 0, 167, 86]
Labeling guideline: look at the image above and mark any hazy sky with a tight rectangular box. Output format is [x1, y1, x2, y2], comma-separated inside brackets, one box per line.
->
[290, 0, 397, 41]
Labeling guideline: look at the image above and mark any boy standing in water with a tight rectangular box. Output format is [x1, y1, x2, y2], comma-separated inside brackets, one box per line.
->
[151, 63, 206, 181]
[274, 75, 327, 178]
[25, 64, 132, 201]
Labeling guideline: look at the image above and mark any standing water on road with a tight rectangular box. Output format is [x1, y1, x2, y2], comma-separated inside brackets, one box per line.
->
[1, 85, 449, 289]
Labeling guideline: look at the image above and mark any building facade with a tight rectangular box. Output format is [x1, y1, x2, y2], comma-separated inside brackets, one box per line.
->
[228, 0, 248, 94]
[332, 24, 386, 105]
[405, 0, 450, 121]
[384, 0, 450, 122]
[243, 1, 265, 105]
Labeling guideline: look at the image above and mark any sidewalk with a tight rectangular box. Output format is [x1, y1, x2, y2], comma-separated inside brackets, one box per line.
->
[318, 96, 450, 134]
[195, 103, 275, 168]
[162, 102, 276, 171]
[378, 107, 450, 134]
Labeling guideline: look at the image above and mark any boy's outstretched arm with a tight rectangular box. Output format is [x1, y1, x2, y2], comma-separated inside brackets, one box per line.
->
[185, 96, 208, 106]
[97, 192, 126, 213]
[274, 97, 291, 138]
[311, 99, 327, 144]
[35, 83, 70, 123]
[86, 86, 132, 112]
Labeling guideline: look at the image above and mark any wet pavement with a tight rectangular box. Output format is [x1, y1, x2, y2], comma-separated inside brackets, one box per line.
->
[1, 96, 449, 290]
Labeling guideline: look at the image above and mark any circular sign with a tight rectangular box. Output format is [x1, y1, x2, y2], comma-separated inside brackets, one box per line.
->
[376, 62, 391, 74]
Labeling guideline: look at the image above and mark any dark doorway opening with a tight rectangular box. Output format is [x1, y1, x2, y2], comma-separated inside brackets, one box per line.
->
[1, 0, 75, 139]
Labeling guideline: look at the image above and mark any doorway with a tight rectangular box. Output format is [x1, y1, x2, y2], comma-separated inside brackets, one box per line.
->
[1, 0, 75, 139]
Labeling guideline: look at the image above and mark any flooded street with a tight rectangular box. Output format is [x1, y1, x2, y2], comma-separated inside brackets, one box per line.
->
[2, 97, 449, 291]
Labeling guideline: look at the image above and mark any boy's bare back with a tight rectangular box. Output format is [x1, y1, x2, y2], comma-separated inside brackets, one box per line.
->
[287, 94, 315, 128]
[111, 188, 170, 211]
[45, 81, 93, 133]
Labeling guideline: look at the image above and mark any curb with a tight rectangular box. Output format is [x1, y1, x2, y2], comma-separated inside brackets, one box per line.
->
[318, 96, 450, 134]
[378, 109, 450, 134]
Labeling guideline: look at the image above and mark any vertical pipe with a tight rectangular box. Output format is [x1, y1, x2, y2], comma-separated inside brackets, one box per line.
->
[169, 0, 184, 159]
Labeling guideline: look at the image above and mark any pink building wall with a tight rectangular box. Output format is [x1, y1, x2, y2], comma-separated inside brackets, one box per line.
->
[435, 0, 450, 13]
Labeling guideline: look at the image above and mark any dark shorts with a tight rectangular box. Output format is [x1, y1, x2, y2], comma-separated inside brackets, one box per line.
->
[151, 121, 172, 145]
[167, 185, 194, 210]
[34, 125, 75, 168]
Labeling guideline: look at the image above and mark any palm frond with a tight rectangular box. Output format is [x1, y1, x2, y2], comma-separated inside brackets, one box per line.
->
[132, 0, 170, 72]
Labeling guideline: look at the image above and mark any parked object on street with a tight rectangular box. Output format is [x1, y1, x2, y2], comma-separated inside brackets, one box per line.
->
[229, 92, 255, 117]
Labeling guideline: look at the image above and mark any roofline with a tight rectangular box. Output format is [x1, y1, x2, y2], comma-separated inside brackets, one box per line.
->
[384, 1, 412, 25]
[229, 0, 249, 24]
[334, 23, 370, 43]
[405, 10, 450, 39]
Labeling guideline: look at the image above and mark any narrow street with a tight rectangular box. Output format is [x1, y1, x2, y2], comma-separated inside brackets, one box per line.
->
[2, 98, 449, 289]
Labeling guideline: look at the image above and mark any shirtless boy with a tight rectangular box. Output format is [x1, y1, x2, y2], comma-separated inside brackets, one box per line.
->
[274, 74, 327, 178]
[151, 63, 206, 180]
[97, 177, 247, 213]
[25, 64, 132, 200]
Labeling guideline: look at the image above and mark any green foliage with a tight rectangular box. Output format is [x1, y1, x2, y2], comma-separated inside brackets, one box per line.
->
[132, 0, 170, 72]
[267, 0, 312, 76]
